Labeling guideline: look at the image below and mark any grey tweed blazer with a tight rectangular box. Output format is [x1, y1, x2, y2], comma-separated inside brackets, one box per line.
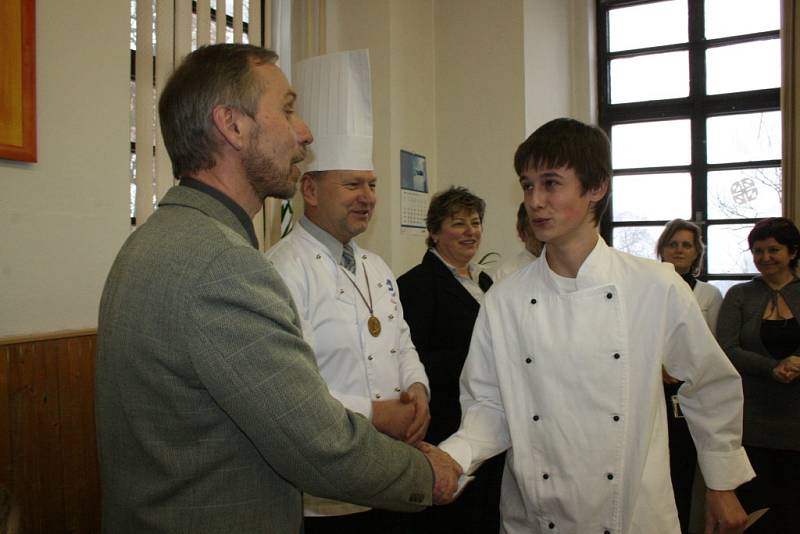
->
[96, 185, 432, 534]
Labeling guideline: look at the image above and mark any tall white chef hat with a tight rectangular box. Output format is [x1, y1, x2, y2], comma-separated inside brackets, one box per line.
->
[294, 49, 373, 172]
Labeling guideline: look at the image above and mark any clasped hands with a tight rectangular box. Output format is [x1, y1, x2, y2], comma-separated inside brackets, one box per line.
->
[371, 382, 430, 444]
[772, 355, 800, 383]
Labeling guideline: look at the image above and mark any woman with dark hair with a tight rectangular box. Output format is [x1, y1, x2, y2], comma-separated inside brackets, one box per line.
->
[655, 219, 723, 533]
[717, 216, 800, 533]
[397, 186, 503, 533]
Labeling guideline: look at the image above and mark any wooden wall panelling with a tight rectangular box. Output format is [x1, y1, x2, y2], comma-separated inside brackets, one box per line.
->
[58, 335, 100, 534]
[0, 346, 11, 486]
[0, 333, 99, 534]
[12, 338, 66, 533]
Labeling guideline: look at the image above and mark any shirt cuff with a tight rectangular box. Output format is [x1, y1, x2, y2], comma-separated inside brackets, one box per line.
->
[698, 447, 756, 490]
[438, 435, 473, 474]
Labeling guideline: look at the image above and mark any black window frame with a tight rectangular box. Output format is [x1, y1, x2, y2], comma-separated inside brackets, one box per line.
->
[597, 0, 781, 284]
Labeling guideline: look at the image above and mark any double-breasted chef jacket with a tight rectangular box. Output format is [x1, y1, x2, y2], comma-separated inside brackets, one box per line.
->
[266, 219, 429, 516]
[440, 238, 754, 534]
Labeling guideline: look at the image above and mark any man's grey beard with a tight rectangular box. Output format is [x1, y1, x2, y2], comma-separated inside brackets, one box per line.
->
[243, 140, 299, 201]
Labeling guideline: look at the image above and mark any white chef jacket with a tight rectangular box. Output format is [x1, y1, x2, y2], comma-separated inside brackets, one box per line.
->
[439, 238, 754, 534]
[693, 279, 723, 334]
[494, 248, 538, 283]
[266, 221, 429, 516]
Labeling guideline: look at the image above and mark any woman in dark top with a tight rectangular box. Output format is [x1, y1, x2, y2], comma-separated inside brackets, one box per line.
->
[398, 186, 503, 534]
[717, 217, 800, 533]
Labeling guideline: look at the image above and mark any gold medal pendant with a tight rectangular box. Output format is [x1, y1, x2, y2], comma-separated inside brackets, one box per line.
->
[340, 259, 383, 338]
[368, 315, 382, 337]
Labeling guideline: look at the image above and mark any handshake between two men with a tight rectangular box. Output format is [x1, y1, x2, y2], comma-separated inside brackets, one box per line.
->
[370, 382, 464, 506]
[417, 441, 464, 505]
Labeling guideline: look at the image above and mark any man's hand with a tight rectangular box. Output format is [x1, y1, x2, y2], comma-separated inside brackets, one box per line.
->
[401, 383, 430, 445]
[417, 441, 462, 505]
[372, 398, 415, 440]
[704, 489, 747, 534]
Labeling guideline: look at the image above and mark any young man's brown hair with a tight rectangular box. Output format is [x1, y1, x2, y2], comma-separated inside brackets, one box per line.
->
[514, 117, 611, 224]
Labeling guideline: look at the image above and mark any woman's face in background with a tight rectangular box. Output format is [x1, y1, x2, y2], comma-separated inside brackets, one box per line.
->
[661, 229, 698, 275]
[751, 237, 796, 278]
[431, 209, 482, 267]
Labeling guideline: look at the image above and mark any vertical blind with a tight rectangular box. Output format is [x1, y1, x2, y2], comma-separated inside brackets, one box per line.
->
[264, 0, 326, 245]
[132, 0, 264, 226]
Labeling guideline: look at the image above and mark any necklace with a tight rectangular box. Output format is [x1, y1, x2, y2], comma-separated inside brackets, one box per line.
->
[767, 290, 792, 322]
[340, 262, 382, 337]
[765, 276, 797, 322]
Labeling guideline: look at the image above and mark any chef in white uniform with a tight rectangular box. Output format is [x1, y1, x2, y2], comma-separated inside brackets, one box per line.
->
[265, 49, 430, 533]
[437, 118, 755, 534]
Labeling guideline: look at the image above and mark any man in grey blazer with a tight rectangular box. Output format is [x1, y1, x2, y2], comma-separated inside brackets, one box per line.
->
[95, 44, 460, 534]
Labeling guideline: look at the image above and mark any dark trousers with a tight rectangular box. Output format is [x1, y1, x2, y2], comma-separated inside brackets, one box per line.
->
[303, 508, 415, 534]
[665, 387, 696, 534]
[736, 445, 800, 533]
[404, 453, 504, 534]
[303, 454, 504, 534]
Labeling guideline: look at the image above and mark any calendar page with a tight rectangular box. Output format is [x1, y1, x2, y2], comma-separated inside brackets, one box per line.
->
[400, 150, 429, 235]
[401, 189, 429, 232]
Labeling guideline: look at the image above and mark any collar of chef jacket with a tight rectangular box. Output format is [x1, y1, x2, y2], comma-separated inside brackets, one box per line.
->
[539, 236, 616, 294]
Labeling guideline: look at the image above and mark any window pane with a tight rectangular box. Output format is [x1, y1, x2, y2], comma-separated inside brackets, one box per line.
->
[705, 0, 779, 39]
[610, 51, 688, 104]
[613, 226, 664, 259]
[130, 81, 136, 143]
[613, 173, 691, 221]
[707, 111, 781, 164]
[210, 19, 218, 43]
[609, 0, 687, 52]
[706, 39, 780, 95]
[707, 167, 782, 220]
[223, 0, 250, 23]
[612, 119, 691, 169]
[130, 0, 137, 50]
[708, 279, 747, 298]
[130, 153, 137, 219]
[707, 224, 756, 274]
[130, 0, 156, 52]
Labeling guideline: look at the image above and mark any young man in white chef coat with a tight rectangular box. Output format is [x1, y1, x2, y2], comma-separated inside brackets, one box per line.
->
[266, 50, 440, 533]
[437, 118, 754, 534]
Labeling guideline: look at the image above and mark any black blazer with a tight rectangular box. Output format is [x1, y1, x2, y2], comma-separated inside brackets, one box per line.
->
[397, 250, 492, 444]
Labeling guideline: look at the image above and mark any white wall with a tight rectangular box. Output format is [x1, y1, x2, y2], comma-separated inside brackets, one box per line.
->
[0, 0, 592, 337]
[434, 0, 526, 271]
[524, 0, 596, 134]
[568, 0, 598, 125]
[0, 1, 130, 337]
[388, 0, 438, 275]
[524, 0, 572, 135]
[324, 0, 593, 275]
[324, 0, 438, 274]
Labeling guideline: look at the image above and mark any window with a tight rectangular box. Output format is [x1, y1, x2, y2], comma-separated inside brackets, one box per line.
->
[597, 0, 781, 293]
[129, 0, 258, 226]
